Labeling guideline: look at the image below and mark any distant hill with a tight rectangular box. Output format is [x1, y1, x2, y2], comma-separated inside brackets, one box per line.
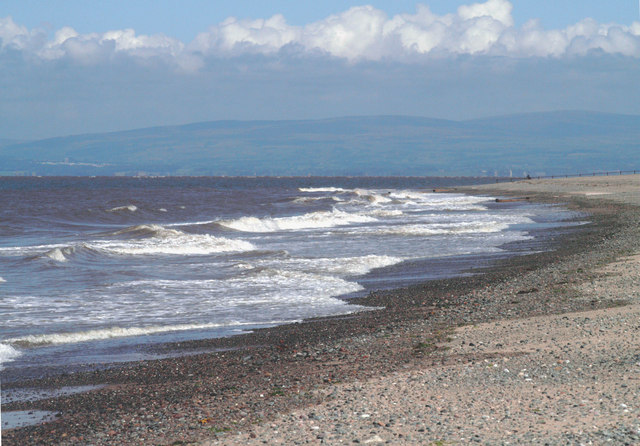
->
[2, 111, 639, 176]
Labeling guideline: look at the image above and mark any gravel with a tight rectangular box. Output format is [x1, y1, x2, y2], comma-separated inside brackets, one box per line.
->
[3, 175, 640, 446]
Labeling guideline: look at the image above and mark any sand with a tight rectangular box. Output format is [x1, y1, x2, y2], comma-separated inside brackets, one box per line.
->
[3, 175, 640, 445]
[205, 175, 640, 445]
[213, 255, 640, 445]
[476, 174, 640, 206]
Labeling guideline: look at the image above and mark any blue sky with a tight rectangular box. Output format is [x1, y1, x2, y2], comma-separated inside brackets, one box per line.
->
[1, 1, 640, 139]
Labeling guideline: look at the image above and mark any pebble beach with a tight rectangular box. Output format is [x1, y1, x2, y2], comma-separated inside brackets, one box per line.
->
[3, 175, 640, 445]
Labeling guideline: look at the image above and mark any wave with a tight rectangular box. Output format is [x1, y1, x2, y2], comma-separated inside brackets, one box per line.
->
[369, 209, 404, 217]
[0, 277, 6, 283]
[107, 205, 138, 213]
[112, 224, 181, 238]
[228, 269, 365, 299]
[376, 222, 511, 236]
[298, 187, 347, 193]
[7, 320, 299, 347]
[376, 191, 492, 210]
[313, 255, 404, 276]
[250, 255, 404, 277]
[0, 243, 80, 264]
[42, 246, 76, 262]
[92, 225, 255, 256]
[292, 196, 343, 204]
[353, 189, 393, 205]
[3, 226, 255, 260]
[0, 343, 22, 368]
[219, 209, 376, 233]
[165, 220, 218, 228]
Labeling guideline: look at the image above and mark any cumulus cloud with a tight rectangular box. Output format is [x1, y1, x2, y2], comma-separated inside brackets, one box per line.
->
[0, 15, 186, 67]
[189, 0, 640, 60]
[1, 0, 640, 69]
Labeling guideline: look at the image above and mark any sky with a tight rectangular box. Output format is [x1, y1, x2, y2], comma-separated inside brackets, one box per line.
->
[1, 0, 640, 140]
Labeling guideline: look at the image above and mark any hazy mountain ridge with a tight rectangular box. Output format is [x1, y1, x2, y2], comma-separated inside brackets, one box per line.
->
[2, 112, 639, 176]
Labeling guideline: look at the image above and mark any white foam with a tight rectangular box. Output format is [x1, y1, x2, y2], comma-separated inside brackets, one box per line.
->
[228, 269, 364, 300]
[113, 224, 180, 237]
[43, 246, 75, 262]
[92, 227, 255, 256]
[0, 243, 69, 256]
[327, 255, 404, 275]
[388, 191, 491, 210]
[298, 187, 347, 193]
[5, 226, 253, 259]
[378, 222, 511, 236]
[0, 343, 22, 369]
[352, 189, 393, 204]
[108, 204, 138, 212]
[292, 196, 343, 203]
[165, 220, 218, 228]
[255, 255, 404, 277]
[7, 321, 295, 347]
[0, 276, 6, 283]
[369, 209, 404, 217]
[220, 209, 376, 233]
[116, 270, 365, 318]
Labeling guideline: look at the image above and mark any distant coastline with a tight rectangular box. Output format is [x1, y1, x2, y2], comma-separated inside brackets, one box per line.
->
[2, 111, 639, 177]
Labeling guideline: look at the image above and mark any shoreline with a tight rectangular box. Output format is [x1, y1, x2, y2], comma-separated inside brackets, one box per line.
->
[3, 176, 640, 445]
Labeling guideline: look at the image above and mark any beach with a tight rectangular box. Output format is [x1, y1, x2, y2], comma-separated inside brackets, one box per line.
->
[3, 175, 640, 445]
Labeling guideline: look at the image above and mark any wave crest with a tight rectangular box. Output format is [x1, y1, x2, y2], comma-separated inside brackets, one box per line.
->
[220, 209, 376, 233]
[107, 205, 138, 213]
[0, 343, 22, 368]
[381, 222, 511, 236]
[7, 321, 294, 347]
[43, 246, 76, 262]
[298, 187, 347, 193]
[93, 226, 255, 256]
[112, 224, 182, 238]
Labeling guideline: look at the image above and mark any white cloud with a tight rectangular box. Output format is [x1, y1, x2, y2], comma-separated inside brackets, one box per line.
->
[457, 0, 513, 27]
[1, 15, 186, 67]
[191, 14, 299, 54]
[301, 6, 389, 59]
[1, 0, 640, 69]
[0, 16, 28, 47]
[0, 15, 45, 52]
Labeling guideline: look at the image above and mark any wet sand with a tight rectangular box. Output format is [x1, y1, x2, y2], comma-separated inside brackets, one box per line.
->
[3, 175, 640, 445]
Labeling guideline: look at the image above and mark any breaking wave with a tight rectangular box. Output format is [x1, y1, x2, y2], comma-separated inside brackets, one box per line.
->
[292, 196, 343, 203]
[112, 224, 181, 238]
[107, 205, 138, 213]
[250, 255, 404, 277]
[7, 321, 298, 347]
[219, 209, 376, 233]
[376, 222, 512, 236]
[43, 246, 76, 262]
[369, 209, 404, 217]
[0, 343, 22, 369]
[353, 189, 393, 205]
[298, 187, 347, 193]
[93, 225, 255, 255]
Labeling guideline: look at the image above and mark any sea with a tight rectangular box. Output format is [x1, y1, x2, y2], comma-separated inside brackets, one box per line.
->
[0, 177, 582, 381]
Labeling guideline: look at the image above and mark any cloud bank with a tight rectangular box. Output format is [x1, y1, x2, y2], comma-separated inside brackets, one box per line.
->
[2, 0, 640, 140]
[2, 0, 640, 70]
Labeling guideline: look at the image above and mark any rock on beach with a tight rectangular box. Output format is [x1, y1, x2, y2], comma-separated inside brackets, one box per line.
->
[3, 175, 640, 446]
